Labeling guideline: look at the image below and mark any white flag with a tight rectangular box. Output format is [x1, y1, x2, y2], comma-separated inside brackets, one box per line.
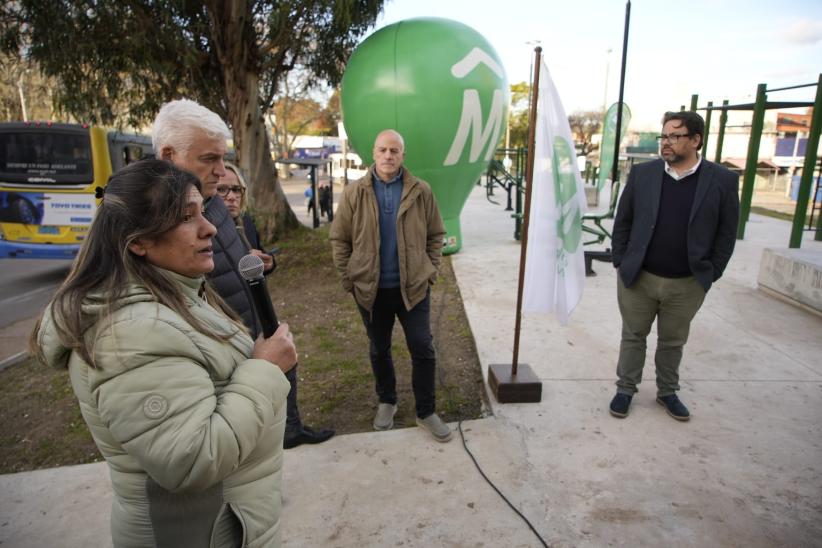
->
[522, 59, 587, 324]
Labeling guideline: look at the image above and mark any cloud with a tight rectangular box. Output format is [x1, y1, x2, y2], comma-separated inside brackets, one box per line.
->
[779, 19, 822, 45]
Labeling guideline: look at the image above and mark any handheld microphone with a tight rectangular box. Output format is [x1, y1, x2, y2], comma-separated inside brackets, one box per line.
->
[238, 254, 279, 337]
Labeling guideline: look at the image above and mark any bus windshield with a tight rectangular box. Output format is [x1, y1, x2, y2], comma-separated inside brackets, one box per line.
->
[0, 127, 93, 185]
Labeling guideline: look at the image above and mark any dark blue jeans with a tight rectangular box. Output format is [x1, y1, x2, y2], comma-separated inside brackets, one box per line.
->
[357, 287, 436, 419]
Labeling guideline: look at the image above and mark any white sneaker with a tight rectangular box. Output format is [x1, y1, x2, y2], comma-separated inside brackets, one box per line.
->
[373, 403, 397, 431]
[416, 413, 452, 442]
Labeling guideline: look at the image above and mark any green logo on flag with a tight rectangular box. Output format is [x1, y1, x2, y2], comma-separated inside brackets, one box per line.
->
[553, 137, 582, 254]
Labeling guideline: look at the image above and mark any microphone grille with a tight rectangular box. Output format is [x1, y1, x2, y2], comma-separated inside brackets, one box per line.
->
[238, 254, 265, 280]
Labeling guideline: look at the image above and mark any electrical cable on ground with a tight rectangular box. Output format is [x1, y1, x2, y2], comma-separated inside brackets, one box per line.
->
[458, 421, 550, 548]
[433, 261, 547, 546]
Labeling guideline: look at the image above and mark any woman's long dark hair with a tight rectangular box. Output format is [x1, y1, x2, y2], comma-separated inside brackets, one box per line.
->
[31, 159, 244, 367]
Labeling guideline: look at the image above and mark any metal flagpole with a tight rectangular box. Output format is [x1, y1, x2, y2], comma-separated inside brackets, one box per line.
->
[512, 47, 542, 375]
[610, 0, 631, 187]
[487, 46, 543, 404]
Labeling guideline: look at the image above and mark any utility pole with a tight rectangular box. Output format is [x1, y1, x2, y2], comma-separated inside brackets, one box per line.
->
[602, 48, 613, 112]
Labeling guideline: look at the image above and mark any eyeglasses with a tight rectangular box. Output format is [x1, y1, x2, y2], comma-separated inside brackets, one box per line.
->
[656, 133, 691, 144]
[216, 185, 244, 197]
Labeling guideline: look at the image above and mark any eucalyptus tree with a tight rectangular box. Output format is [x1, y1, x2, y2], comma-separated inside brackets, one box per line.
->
[2, 0, 383, 239]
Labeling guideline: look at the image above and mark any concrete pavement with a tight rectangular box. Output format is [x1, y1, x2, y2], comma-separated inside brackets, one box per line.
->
[1, 184, 821, 547]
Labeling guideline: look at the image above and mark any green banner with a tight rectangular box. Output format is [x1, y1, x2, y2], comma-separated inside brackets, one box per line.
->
[597, 102, 632, 192]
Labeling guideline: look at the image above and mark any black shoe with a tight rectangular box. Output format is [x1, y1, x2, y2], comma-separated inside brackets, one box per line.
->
[283, 425, 335, 449]
[609, 393, 633, 418]
[656, 394, 690, 421]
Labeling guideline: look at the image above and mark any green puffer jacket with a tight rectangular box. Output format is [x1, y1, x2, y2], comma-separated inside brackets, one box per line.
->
[330, 166, 445, 312]
[36, 271, 291, 548]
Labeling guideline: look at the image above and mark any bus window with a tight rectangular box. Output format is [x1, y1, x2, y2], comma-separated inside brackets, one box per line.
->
[124, 145, 144, 165]
[1, 123, 149, 259]
[108, 132, 153, 172]
[0, 127, 93, 184]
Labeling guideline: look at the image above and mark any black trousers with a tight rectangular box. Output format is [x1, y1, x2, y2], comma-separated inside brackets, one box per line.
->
[285, 366, 301, 434]
[357, 287, 436, 419]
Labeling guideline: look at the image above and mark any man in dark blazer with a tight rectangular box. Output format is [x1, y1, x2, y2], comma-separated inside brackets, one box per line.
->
[609, 111, 739, 421]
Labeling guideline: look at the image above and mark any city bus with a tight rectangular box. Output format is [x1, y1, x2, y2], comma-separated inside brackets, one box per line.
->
[0, 122, 153, 259]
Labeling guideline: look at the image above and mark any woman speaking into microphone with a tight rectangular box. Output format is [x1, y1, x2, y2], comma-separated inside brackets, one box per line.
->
[31, 160, 296, 547]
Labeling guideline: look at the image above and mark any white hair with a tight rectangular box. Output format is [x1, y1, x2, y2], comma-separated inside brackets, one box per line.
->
[152, 99, 231, 156]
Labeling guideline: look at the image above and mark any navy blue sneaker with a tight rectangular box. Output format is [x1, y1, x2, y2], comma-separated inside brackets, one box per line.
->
[609, 393, 633, 418]
[656, 394, 690, 421]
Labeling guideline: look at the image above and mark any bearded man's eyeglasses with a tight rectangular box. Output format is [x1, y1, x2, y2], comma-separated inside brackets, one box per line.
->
[656, 133, 691, 144]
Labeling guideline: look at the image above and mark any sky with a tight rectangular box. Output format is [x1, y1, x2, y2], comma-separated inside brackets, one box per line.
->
[366, 0, 822, 130]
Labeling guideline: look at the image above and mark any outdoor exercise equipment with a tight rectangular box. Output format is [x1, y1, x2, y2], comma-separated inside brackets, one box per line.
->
[484, 146, 526, 239]
[341, 17, 509, 254]
[691, 73, 822, 247]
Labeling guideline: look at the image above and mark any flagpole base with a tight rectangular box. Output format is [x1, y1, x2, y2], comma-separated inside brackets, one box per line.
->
[488, 363, 542, 403]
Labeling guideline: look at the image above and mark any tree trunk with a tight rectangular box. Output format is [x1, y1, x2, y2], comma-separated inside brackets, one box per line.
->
[206, 1, 299, 243]
[232, 79, 300, 242]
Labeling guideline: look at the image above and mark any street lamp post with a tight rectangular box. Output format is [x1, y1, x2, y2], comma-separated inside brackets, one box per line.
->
[602, 47, 613, 112]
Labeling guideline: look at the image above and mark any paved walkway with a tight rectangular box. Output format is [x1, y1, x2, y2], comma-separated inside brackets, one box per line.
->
[1, 185, 821, 547]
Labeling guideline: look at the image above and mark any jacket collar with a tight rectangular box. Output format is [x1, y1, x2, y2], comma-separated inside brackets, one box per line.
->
[650, 158, 715, 225]
[361, 165, 423, 219]
[162, 269, 207, 302]
[648, 160, 665, 223]
[665, 154, 702, 180]
[689, 160, 715, 224]
[364, 165, 419, 194]
[204, 193, 229, 226]
[372, 167, 404, 186]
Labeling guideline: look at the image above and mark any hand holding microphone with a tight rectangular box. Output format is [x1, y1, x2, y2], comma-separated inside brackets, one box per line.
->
[239, 254, 278, 337]
[239, 254, 296, 372]
[253, 324, 297, 373]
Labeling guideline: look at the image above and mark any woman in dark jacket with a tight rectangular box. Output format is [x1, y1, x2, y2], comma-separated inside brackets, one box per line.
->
[219, 162, 275, 273]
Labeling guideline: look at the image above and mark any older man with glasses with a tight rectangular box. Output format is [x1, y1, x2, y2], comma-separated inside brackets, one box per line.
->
[608, 110, 740, 422]
[153, 99, 334, 449]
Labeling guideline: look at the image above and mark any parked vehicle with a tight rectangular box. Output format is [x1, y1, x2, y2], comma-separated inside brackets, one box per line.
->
[0, 122, 152, 259]
[329, 152, 367, 183]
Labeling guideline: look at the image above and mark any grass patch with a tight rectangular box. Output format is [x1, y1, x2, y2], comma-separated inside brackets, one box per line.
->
[750, 205, 820, 228]
[0, 223, 487, 473]
[267, 224, 487, 436]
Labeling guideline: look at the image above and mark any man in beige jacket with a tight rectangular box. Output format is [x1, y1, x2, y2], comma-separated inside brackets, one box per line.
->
[330, 129, 450, 442]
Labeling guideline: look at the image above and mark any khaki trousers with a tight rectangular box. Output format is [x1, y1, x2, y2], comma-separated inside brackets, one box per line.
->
[616, 270, 706, 396]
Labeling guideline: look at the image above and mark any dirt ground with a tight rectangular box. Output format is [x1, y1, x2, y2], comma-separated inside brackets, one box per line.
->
[268, 225, 488, 435]
[0, 225, 487, 473]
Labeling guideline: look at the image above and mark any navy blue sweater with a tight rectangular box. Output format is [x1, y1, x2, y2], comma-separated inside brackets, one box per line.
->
[642, 168, 700, 278]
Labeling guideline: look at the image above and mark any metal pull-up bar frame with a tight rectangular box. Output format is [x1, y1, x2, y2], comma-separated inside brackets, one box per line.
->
[688, 74, 822, 247]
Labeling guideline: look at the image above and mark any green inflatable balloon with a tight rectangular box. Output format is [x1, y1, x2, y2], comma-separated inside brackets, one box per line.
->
[341, 17, 509, 254]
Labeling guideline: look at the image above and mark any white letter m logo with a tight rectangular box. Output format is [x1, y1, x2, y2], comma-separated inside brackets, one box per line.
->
[443, 47, 505, 166]
[444, 89, 504, 166]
